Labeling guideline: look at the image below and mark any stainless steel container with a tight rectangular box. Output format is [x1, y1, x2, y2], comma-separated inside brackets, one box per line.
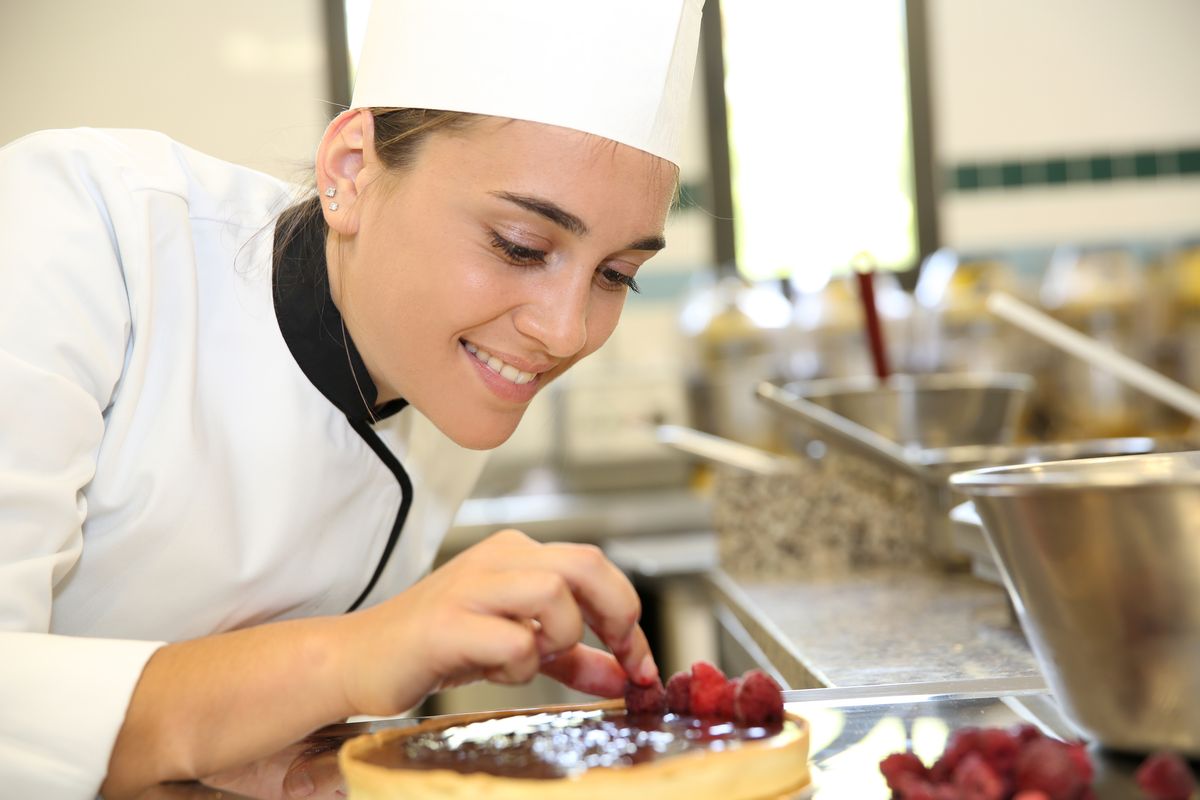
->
[758, 374, 1035, 565]
[785, 372, 1033, 449]
[952, 452, 1200, 754]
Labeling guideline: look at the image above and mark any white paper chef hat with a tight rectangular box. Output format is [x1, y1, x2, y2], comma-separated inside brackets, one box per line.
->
[350, 0, 705, 166]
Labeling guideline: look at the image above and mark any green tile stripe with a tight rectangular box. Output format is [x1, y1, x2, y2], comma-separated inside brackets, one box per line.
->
[946, 146, 1200, 192]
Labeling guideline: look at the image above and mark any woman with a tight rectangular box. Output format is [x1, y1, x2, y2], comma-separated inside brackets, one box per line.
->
[0, 1, 705, 798]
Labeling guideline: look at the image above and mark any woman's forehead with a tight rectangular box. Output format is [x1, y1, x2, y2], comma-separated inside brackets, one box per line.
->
[438, 117, 670, 167]
[364, 114, 676, 235]
[426, 118, 676, 198]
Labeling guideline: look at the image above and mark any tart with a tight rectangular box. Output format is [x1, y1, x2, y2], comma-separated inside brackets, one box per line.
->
[339, 699, 810, 799]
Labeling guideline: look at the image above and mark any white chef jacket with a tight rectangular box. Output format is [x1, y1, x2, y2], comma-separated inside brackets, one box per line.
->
[0, 128, 490, 799]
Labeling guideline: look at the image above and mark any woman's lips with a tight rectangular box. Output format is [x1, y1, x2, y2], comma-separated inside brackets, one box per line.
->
[461, 340, 545, 403]
[463, 341, 537, 385]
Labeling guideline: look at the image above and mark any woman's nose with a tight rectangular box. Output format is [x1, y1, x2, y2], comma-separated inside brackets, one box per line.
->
[515, 273, 590, 359]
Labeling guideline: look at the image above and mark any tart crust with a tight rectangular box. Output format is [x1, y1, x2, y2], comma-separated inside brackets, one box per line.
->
[339, 699, 811, 800]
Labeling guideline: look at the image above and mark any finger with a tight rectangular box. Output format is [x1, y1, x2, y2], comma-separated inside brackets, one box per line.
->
[452, 615, 541, 686]
[539, 643, 630, 698]
[282, 764, 316, 798]
[283, 747, 344, 800]
[202, 741, 308, 798]
[455, 533, 651, 683]
[525, 543, 653, 682]
[609, 622, 658, 687]
[475, 535, 638, 649]
[470, 572, 584, 658]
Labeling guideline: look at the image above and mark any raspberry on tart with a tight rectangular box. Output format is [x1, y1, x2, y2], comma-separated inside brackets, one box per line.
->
[665, 670, 692, 715]
[624, 676, 667, 714]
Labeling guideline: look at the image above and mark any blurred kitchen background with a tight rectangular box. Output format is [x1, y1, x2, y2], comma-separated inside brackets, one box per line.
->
[5, 1, 1200, 712]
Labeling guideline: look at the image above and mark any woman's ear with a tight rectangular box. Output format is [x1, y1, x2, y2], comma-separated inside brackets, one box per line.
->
[315, 108, 377, 236]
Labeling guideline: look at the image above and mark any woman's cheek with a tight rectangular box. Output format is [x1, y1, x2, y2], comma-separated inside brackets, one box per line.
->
[582, 295, 627, 356]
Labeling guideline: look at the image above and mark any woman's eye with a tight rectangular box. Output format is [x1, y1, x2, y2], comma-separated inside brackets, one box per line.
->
[596, 266, 640, 294]
[489, 231, 546, 266]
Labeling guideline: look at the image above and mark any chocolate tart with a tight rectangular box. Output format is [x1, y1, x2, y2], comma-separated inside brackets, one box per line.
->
[339, 699, 810, 799]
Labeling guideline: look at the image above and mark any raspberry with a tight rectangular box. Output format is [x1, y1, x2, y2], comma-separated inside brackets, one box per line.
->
[718, 677, 738, 718]
[880, 751, 929, 794]
[665, 670, 691, 715]
[733, 669, 783, 725]
[688, 660, 730, 717]
[885, 725, 1098, 800]
[1064, 742, 1093, 786]
[932, 728, 982, 783]
[623, 676, 666, 714]
[1136, 751, 1197, 800]
[953, 752, 1005, 800]
[1014, 737, 1089, 800]
[1017, 725, 1046, 744]
[894, 774, 962, 800]
[894, 774, 938, 800]
[978, 727, 1020, 776]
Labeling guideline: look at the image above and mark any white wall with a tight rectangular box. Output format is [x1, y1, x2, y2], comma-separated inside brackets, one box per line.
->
[0, 1, 333, 180]
[927, 0, 1200, 250]
[930, 0, 1200, 158]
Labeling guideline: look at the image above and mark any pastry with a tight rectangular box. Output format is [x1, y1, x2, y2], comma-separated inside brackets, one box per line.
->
[339, 698, 810, 799]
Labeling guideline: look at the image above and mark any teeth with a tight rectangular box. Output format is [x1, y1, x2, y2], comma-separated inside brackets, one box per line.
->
[463, 341, 537, 386]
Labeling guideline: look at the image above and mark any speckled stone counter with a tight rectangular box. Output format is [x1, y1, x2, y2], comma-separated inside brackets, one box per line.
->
[707, 566, 1043, 690]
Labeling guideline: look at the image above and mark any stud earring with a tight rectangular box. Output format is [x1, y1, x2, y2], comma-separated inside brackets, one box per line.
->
[324, 186, 337, 197]
[328, 201, 340, 212]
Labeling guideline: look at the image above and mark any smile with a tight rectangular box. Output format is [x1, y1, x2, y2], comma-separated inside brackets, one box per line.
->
[462, 341, 538, 385]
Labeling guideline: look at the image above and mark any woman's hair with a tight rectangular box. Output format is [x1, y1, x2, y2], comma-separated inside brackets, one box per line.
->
[273, 108, 480, 262]
[371, 108, 481, 171]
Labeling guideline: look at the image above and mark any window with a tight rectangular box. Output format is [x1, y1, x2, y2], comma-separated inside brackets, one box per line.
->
[720, 2, 919, 288]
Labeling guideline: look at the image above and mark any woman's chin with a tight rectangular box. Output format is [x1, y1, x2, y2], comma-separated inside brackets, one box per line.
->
[436, 413, 523, 451]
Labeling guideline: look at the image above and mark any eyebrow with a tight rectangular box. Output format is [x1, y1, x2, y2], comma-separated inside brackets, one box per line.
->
[626, 234, 667, 252]
[491, 191, 666, 252]
[491, 191, 588, 237]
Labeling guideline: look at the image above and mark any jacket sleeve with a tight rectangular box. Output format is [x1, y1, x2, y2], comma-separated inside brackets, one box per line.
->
[0, 130, 165, 799]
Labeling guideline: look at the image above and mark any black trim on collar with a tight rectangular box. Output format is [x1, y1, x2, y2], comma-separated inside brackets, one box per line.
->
[271, 202, 413, 613]
[344, 418, 415, 611]
[272, 205, 408, 423]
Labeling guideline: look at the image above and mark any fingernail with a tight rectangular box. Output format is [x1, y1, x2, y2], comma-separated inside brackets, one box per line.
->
[284, 768, 315, 797]
[637, 654, 658, 684]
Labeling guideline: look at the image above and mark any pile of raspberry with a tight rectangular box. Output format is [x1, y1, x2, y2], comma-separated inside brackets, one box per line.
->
[879, 725, 1197, 800]
[624, 660, 784, 726]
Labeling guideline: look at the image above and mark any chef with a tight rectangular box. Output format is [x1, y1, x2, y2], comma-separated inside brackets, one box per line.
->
[0, 1, 704, 797]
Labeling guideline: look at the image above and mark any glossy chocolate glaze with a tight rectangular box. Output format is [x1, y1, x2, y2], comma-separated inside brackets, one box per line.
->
[359, 709, 786, 780]
[360, 710, 782, 777]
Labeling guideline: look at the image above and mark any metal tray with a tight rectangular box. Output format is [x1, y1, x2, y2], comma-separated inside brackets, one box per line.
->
[133, 682, 1170, 799]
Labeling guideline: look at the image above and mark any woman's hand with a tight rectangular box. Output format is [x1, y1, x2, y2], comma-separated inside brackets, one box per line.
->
[335, 529, 658, 717]
[199, 730, 349, 799]
[105, 529, 654, 798]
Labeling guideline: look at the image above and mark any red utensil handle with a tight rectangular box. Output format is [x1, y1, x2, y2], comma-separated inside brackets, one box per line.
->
[855, 270, 891, 380]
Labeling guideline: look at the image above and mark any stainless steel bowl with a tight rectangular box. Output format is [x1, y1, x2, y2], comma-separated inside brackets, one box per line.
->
[762, 373, 1037, 565]
[783, 372, 1034, 449]
[951, 451, 1200, 754]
